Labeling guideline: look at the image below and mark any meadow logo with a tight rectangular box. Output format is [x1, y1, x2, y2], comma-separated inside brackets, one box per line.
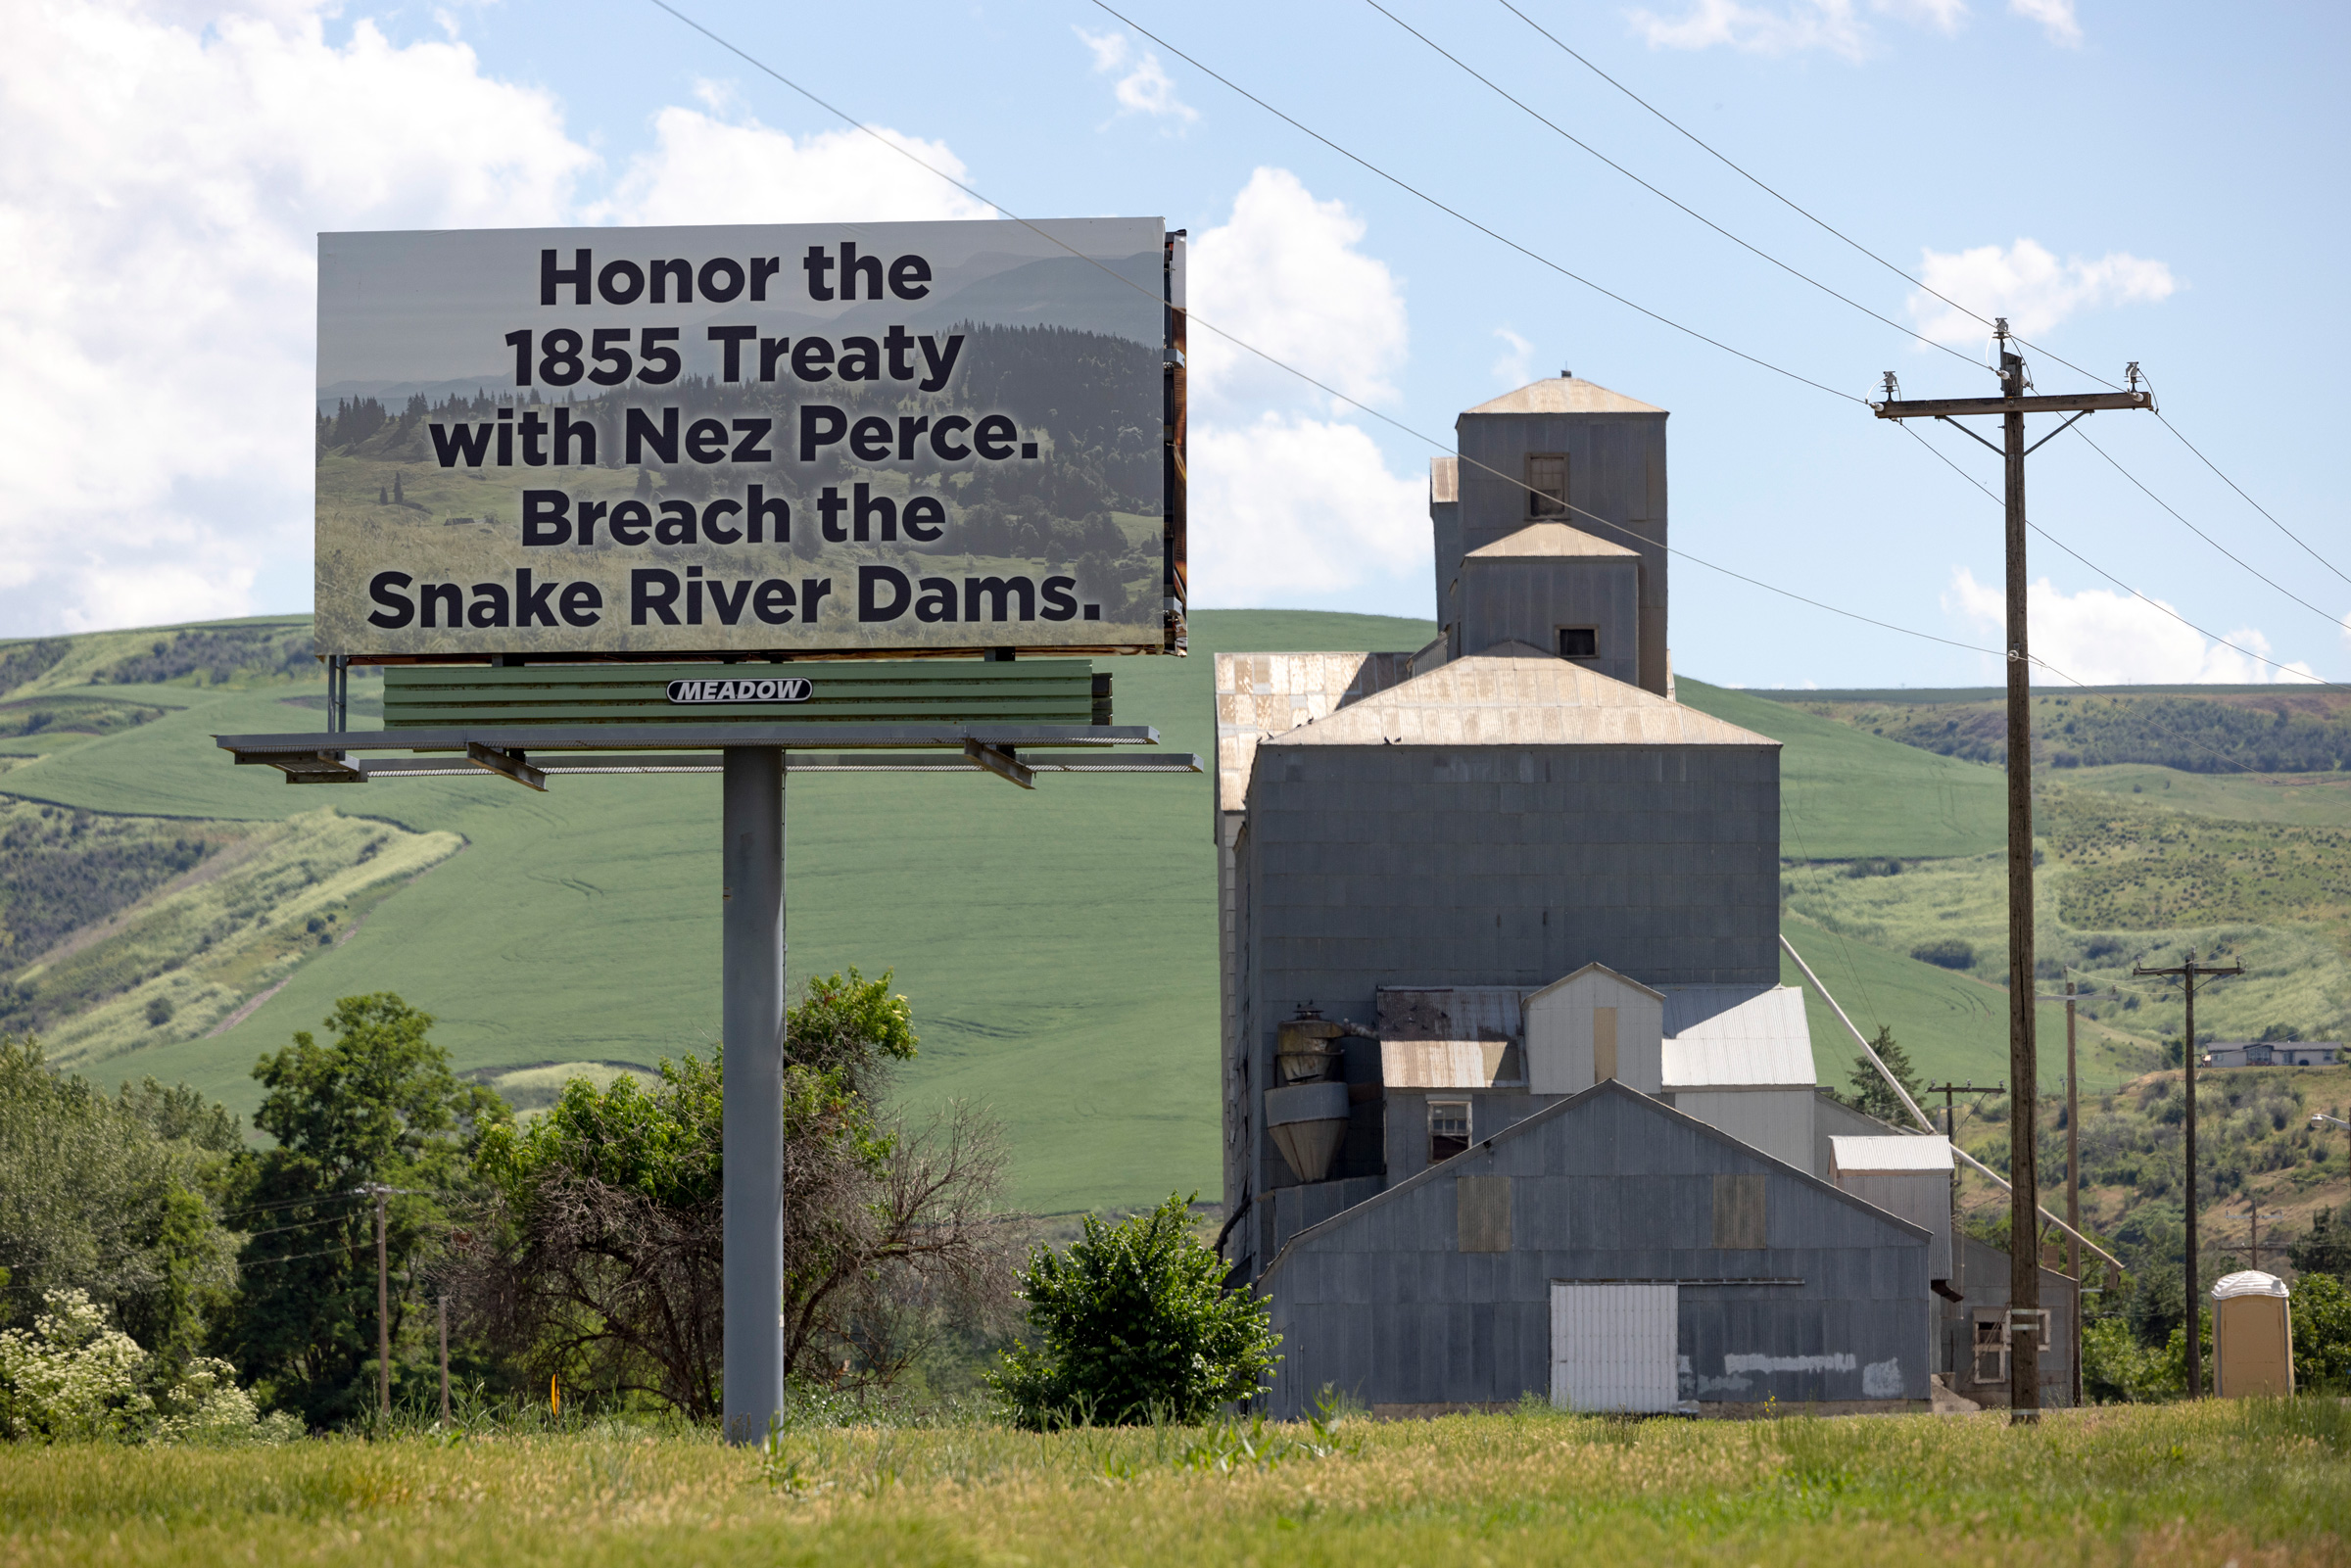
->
[666, 676, 813, 705]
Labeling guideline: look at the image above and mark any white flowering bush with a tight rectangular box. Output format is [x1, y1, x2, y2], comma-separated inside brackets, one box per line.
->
[0, 1289, 291, 1444]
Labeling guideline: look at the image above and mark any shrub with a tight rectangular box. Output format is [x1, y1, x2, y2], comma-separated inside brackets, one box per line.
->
[2083, 1316, 2172, 1402]
[990, 1193, 1278, 1428]
[1910, 938, 1975, 970]
[2292, 1273, 2351, 1393]
[0, 1288, 292, 1444]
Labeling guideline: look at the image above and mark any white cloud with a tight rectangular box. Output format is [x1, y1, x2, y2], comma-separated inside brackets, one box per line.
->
[0, 1, 996, 637]
[1906, 238, 2176, 347]
[1187, 167, 1408, 414]
[1491, 328, 1536, 390]
[1945, 569, 2322, 685]
[1632, 0, 2075, 57]
[1187, 415, 1427, 603]
[1630, 0, 1871, 61]
[2009, 0, 2081, 46]
[1073, 27, 1196, 124]
[592, 95, 991, 226]
[0, 0, 592, 634]
[1183, 168, 1426, 608]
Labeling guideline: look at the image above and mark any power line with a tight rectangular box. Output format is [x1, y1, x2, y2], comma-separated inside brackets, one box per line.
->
[1895, 421, 2338, 691]
[1491, 0, 2118, 394]
[2068, 424, 2351, 636]
[237, 1211, 368, 1244]
[1085, 0, 1866, 404]
[237, 1242, 362, 1270]
[2150, 404, 2351, 592]
[643, 0, 2031, 672]
[644, 0, 2200, 682]
[1362, 0, 1982, 372]
[1492, 4, 2351, 603]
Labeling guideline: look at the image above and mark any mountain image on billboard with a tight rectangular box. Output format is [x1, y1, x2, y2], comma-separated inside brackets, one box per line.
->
[314, 218, 1174, 657]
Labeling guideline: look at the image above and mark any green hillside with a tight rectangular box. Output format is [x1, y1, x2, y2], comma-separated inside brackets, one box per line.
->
[8, 613, 2342, 1217]
[1676, 678, 2007, 860]
[0, 611, 1426, 1214]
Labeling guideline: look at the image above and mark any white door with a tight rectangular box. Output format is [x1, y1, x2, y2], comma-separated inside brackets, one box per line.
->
[1550, 1283, 1678, 1412]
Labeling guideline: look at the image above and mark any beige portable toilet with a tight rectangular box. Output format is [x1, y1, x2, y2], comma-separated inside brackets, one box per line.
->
[2211, 1271, 2294, 1398]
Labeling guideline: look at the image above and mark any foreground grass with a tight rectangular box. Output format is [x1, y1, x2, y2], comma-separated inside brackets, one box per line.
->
[3, 1402, 2347, 1566]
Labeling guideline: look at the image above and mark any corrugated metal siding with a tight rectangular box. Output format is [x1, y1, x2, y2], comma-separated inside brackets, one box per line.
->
[1454, 408, 1668, 697]
[1259, 1083, 1930, 1417]
[1674, 1089, 1815, 1170]
[1526, 968, 1666, 1093]
[1457, 557, 1640, 686]
[1552, 1284, 1678, 1412]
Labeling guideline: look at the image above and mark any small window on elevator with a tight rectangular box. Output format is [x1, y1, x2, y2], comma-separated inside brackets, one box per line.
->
[1527, 453, 1568, 517]
[1559, 627, 1599, 661]
[1428, 1099, 1471, 1164]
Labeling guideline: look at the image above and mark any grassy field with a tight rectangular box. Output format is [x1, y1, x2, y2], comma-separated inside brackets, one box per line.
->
[1, 1402, 2345, 1566]
[2061, 764, 2351, 828]
[0, 611, 1428, 1214]
[1676, 679, 2007, 861]
[1778, 916, 2138, 1096]
[8, 612, 2347, 1218]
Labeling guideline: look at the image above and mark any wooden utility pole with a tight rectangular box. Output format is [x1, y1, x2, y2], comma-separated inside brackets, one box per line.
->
[2131, 954, 2244, 1398]
[372, 1184, 390, 1417]
[1875, 330, 2152, 1422]
[1925, 1081, 2005, 1141]
[2218, 1201, 2287, 1273]
[2065, 983, 2081, 1407]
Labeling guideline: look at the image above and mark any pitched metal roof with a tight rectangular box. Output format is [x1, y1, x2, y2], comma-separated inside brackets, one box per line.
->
[1212, 650, 1416, 814]
[1829, 1134, 1955, 1174]
[1378, 1039, 1526, 1089]
[1661, 985, 1816, 1089]
[1257, 644, 1781, 751]
[1463, 375, 1665, 416]
[1463, 522, 1640, 561]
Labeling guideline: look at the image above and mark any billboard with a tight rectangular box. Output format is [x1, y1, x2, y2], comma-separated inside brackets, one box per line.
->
[315, 218, 1182, 659]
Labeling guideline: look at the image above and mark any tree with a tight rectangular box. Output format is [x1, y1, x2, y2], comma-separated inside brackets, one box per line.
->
[990, 1193, 1279, 1428]
[0, 1037, 240, 1372]
[1844, 1026, 1923, 1124]
[2288, 1207, 2351, 1283]
[2290, 1273, 2351, 1393]
[223, 994, 503, 1427]
[469, 971, 1011, 1416]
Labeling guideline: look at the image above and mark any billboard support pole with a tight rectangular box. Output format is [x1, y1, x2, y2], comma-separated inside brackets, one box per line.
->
[721, 745, 786, 1443]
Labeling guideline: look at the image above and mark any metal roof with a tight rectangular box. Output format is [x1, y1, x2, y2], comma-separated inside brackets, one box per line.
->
[1530, 962, 1665, 1005]
[1212, 650, 1416, 814]
[1829, 1135, 1955, 1174]
[2213, 1270, 2289, 1300]
[1378, 1039, 1526, 1089]
[1660, 985, 1815, 1088]
[1463, 523, 1640, 561]
[1463, 375, 1665, 417]
[1376, 984, 1523, 1041]
[1259, 645, 1781, 751]
[1429, 456, 1459, 504]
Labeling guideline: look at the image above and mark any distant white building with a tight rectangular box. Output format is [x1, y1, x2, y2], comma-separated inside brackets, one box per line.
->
[2203, 1040, 2340, 1069]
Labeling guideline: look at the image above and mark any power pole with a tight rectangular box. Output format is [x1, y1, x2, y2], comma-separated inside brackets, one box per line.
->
[2218, 1202, 2287, 1273]
[2131, 953, 2244, 1399]
[1876, 331, 2153, 1423]
[1924, 1081, 2004, 1141]
[370, 1183, 391, 1417]
[2064, 982, 2081, 1408]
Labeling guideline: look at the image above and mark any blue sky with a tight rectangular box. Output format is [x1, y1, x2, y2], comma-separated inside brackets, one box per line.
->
[5, 0, 2345, 689]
